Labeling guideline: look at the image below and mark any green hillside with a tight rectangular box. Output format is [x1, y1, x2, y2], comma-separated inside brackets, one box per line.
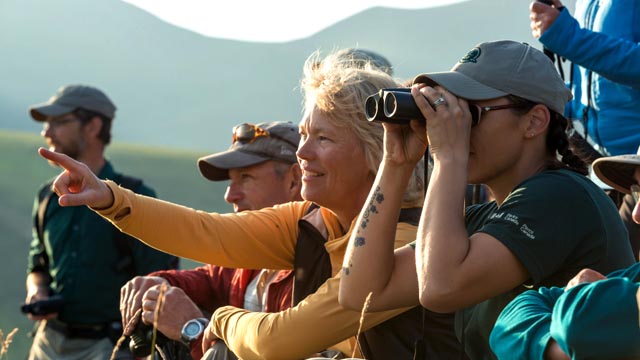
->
[0, 129, 232, 358]
[1, 0, 543, 151]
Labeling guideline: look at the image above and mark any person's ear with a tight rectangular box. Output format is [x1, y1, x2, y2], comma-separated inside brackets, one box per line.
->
[523, 104, 551, 139]
[288, 163, 302, 200]
[83, 116, 103, 139]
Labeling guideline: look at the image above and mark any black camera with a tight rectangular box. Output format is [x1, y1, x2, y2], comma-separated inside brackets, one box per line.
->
[365, 88, 480, 125]
[129, 321, 169, 357]
[20, 295, 65, 316]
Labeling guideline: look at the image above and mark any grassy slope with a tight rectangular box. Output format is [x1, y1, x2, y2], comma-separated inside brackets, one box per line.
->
[0, 129, 232, 357]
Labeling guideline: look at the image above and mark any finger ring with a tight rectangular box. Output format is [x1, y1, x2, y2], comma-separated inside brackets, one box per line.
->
[432, 97, 446, 109]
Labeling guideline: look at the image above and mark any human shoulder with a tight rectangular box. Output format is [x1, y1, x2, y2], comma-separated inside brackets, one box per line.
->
[499, 169, 612, 231]
[511, 169, 597, 204]
[103, 161, 156, 197]
[271, 200, 316, 214]
[263, 200, 321, 228]
[35, 177, 57, 201]
[608, 262, 640, 280]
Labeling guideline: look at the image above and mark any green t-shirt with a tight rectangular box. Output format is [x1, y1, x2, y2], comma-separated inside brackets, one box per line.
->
[458, 169, 634, 359]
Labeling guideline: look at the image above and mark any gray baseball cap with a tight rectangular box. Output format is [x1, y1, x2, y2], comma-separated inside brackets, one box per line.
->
[335, 48, 393, 76]
[412, 40, 572, 115]
[198, 121, 300, 181]
[29, 84, 116, 121]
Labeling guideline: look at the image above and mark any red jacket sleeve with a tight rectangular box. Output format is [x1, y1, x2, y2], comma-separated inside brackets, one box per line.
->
[148, 265, 237, 312]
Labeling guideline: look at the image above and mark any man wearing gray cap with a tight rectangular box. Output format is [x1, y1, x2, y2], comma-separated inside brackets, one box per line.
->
[24, 84, 178, 360]
[119, 121, 302, 360]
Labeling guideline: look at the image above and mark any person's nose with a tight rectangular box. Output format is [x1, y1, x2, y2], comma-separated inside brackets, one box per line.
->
[296, 137, 313, 163]
[41, 124, 53, 139]
[224, 183, 243, 205]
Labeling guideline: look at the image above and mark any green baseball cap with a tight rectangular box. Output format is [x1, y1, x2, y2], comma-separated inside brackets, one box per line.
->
[412, 40, 572, 115]
[29, 84, 116, 121]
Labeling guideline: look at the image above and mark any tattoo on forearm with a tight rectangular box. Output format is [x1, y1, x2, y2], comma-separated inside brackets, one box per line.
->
[342, 262, 352, 276]
[354, 236, 365, 247]
[360, 186, 385, 230]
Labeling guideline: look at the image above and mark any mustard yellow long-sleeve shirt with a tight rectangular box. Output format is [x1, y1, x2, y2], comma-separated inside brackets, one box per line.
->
[97, 181, 416, 359]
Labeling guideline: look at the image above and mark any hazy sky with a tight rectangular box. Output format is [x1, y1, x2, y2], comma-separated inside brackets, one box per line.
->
[121, 0, 469, 42]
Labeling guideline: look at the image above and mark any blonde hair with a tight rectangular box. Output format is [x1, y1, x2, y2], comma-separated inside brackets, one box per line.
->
[301, 51, 390, 177]
[301, 49, 424, 207]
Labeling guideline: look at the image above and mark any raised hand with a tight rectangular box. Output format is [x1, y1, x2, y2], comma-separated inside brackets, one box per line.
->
[530, 0, 563, 38]
[412, 84, 472, 163]
[38, 147, 114, 209]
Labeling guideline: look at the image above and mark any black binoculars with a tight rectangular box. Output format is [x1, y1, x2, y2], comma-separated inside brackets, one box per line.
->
[364, 88, 480, 125]
[129, 321, 169, 357]
[21, 295, 65, 316]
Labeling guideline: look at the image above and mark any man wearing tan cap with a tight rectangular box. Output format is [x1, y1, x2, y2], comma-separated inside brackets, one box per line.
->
[592, 146, 640, 261]
[24, 84, 178, 360]
[119, 121, 302, 360]
[490, 148, 640, 359]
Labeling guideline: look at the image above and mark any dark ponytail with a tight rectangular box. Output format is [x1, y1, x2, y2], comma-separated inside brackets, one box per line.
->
[545, 111, 589, 175]
[506, 95, 588, 176]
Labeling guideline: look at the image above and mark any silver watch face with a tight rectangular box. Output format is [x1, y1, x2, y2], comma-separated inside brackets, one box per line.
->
[184, 321, 202, 337]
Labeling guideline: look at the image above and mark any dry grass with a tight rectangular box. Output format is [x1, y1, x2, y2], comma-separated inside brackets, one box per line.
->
[351, 292, 373, 360]
[110, 283, 168, 360]
[150, 284, 168, 357]
[0, 328, 19, 360]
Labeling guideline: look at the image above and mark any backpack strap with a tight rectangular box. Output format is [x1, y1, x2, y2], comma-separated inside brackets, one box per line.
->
[293, 203, 331, 305]
[292, 206, 423, 305]
[34, 180, 55, 271]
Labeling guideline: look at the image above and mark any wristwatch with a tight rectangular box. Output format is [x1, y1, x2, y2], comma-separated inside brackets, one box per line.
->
[180, 317, 209, 346]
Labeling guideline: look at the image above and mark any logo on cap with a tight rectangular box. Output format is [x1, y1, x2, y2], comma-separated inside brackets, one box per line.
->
[459, 47, 481, 64]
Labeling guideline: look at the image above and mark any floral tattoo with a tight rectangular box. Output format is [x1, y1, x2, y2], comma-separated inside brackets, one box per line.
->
[355, 186, 385, 247]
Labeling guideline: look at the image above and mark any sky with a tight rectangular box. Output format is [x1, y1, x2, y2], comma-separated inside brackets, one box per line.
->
[121, 0, 469, 42]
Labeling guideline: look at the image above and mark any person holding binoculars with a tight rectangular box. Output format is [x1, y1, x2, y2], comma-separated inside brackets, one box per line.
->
[34, 49, 463, 360]
[339, 40, 635, 359]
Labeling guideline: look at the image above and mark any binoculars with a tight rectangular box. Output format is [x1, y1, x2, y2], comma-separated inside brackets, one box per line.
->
[365, 88, 417, 124]
[364, 88, 479, 125]
[21, 295, 65, 316]
[129, 321, 169, 357]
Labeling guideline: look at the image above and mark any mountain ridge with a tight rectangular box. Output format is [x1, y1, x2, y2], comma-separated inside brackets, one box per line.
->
[1, 0, 570, 152]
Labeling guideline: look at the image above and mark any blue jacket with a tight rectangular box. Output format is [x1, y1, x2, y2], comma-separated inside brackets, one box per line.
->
[539, 0, 640, 156]
[490, 263, 640, 360]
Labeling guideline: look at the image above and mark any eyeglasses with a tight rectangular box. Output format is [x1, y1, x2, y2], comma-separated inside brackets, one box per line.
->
[631, 184, 640, 202]
[471, 103, 524, 126]
[42, 117, 80, 131]
[232, 123, 297, 147]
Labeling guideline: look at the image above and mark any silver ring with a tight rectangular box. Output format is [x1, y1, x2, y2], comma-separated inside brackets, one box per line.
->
[432, 97, 446, 109]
